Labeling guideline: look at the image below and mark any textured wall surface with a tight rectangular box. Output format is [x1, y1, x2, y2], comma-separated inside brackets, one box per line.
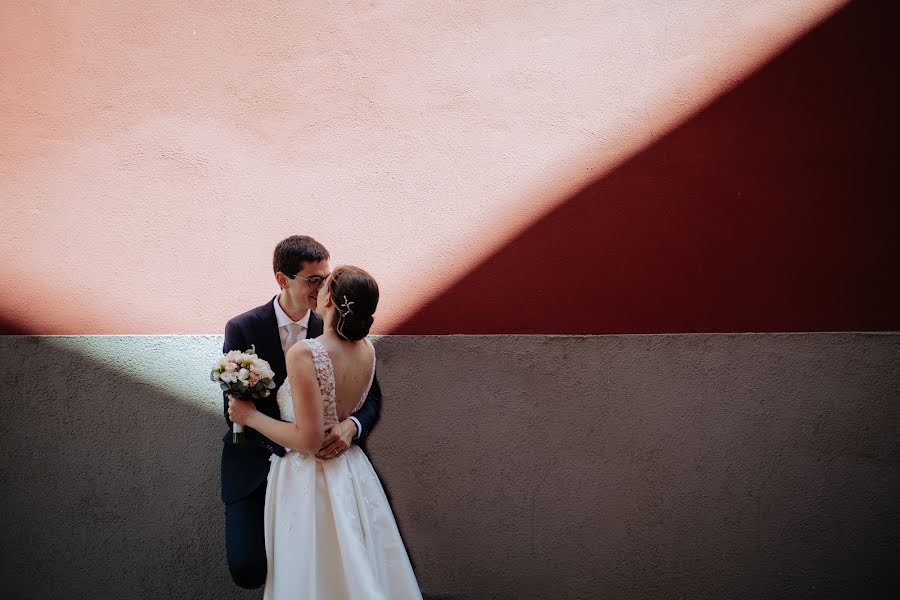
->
[2, 334, 897, 599]
[1, 0, 861, 334]
[2, 2, 897, 599]
[0, 336, 231, 600]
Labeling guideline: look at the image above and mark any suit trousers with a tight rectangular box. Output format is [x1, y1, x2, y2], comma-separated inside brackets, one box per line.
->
[225, 481, 267, 589]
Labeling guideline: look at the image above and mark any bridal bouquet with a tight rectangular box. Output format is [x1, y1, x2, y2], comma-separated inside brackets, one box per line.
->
[211, 345, 276, 444]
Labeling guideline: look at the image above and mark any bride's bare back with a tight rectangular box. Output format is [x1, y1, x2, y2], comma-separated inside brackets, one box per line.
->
[315, 334, 376, 421]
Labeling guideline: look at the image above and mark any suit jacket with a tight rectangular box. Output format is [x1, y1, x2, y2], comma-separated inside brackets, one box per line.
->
[220, 297, 382, 504]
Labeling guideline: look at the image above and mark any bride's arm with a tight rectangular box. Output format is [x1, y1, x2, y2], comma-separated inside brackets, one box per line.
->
[229, 343, 325, 452]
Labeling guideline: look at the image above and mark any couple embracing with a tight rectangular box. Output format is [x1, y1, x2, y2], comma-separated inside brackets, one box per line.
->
[221, 235, 422, 599]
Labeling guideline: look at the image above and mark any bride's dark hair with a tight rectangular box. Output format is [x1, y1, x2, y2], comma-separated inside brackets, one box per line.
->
[328, 266, 379, 342]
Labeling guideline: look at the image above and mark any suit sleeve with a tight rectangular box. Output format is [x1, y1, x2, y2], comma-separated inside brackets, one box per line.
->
[351, 371, 382, 444]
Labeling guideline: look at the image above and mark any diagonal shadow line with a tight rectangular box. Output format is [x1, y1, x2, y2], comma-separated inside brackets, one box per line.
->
[1, 5, 895, 599]
[391, 0, 900, 335]
[0, 331, 429, 599]
[0, 335, 250, 599]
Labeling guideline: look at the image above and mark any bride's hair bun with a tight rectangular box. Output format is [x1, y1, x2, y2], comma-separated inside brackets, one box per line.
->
[328, 265, 379, 342]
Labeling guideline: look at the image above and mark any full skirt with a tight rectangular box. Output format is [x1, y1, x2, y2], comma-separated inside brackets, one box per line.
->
[263, 446, 422, 600]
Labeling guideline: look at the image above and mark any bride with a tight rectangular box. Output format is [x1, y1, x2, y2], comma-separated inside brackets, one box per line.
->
[228, 265, 422, 600]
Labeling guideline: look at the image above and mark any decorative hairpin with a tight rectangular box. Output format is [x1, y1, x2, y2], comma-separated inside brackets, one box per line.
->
[338, 295, 355, 317]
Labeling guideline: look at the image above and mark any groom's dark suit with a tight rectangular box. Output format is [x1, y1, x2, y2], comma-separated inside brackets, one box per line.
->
[221, 297, 381, 589]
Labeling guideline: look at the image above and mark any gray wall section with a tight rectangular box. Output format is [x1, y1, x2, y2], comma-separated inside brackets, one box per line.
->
[0, 336, 233, 600]
[1, 334, 898, 599]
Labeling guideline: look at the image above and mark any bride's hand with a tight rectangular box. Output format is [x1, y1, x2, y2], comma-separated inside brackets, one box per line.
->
[316, 419, 356, 459]
[227, 395, 257, 425]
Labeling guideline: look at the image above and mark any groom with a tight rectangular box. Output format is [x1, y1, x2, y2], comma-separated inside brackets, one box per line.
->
[221, 235, 382, 589]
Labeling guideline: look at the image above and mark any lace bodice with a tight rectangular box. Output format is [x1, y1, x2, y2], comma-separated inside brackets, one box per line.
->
[276, 338, 375, 428]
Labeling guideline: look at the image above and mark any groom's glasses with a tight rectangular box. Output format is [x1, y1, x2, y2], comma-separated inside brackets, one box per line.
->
[286, 273, 329, 289]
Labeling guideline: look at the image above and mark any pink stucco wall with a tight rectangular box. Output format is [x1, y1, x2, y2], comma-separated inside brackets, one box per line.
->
[397, 0, 900, 334]
[1, 0, 857, 334]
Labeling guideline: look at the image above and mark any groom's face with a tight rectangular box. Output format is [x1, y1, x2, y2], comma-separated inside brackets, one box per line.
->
[286, 259, 331, 312]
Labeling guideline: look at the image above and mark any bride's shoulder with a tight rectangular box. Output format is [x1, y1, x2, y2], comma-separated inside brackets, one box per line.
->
[361, 338, 376, 363]
[285, 339, 315, 367]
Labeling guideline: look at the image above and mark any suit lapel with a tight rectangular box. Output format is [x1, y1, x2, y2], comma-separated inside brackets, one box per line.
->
[257, 297, 287, 385]
[307, 310, 324, 339]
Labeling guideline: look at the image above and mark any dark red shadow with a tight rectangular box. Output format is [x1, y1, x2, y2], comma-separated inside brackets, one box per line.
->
[0, 315, 29, 335]
[394, 0, 900, 334]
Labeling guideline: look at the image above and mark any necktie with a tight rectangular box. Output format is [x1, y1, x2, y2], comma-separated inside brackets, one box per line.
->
[285, 322, 303, 351]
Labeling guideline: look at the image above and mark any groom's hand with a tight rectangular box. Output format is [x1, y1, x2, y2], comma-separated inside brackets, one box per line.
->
[316, 419, 357, 459]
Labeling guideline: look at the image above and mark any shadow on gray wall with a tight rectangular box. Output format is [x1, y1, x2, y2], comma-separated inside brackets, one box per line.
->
[372, 334, 900, 600]
[0, 336, 254, 600]
[1, 334, 898, 599]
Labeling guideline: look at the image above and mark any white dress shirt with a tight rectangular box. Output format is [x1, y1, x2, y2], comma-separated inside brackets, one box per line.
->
[273, 296, 310, 353]
[273, 296, 362, 439]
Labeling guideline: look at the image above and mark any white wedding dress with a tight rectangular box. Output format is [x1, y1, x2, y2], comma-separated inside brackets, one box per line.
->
[263, 338, 422, 600]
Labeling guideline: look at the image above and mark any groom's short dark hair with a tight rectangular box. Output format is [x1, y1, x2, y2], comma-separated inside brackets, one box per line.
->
[273, 235, 330, 275]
